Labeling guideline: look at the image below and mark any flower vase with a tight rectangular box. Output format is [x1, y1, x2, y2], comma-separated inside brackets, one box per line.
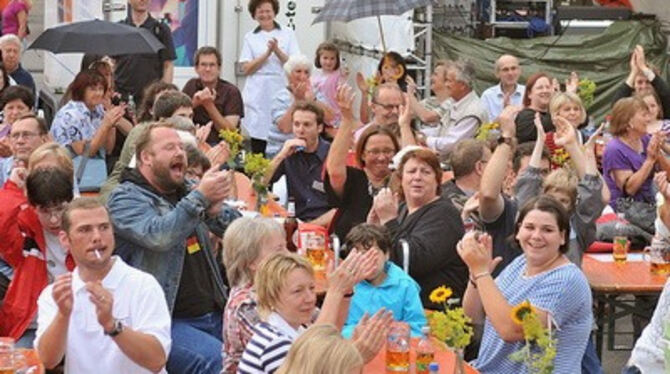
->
[255, 192, 270, 217]
[452, 348, 465, 374]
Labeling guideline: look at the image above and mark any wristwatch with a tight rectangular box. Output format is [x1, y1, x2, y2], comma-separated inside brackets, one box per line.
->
[104, 319, 124, 337]
[497, 136, 515, 147]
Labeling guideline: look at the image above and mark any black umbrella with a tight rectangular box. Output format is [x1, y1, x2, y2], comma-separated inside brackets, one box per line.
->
[28, 19, 165, 55]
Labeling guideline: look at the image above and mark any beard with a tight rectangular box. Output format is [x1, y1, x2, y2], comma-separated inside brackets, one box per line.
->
[152, 160, 184, 192]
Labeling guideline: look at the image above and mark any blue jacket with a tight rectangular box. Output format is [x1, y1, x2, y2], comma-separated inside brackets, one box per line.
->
[107, 169, 240, 312]
[342, 262, 427, 338]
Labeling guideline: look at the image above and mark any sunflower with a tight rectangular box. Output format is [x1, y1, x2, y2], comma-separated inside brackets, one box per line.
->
[429, 286, 453, 304]
[510, 300, 537, 325]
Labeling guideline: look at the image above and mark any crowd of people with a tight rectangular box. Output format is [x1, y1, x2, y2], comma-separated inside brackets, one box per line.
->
[2, 0, 670, 373]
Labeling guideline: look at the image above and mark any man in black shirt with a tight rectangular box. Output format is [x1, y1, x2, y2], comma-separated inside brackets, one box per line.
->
[107, 122, 240, 374]
[115, 0, 176, 105]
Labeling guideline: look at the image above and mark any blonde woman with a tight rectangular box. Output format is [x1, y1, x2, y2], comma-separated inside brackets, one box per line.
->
[549, 92, 587, 144]
[237, 251, 386, 374]
[276, 324, 363, 374]
[222, 217, 287, 373]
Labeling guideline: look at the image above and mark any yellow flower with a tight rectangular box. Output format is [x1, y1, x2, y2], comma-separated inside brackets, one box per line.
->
[429, 286, 452, 304]
[510, 300, 536, 325]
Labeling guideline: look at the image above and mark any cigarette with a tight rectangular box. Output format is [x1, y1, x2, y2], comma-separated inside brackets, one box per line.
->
[94, 250, 102, 260]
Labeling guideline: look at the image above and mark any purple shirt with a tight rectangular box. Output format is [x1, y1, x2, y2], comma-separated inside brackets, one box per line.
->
[602, 134, 654, 207]
[2, 1, 28, 36]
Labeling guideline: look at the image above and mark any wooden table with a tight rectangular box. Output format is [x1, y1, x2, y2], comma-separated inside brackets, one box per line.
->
[364, 338, 479, 373]
[582, 254, 667, 359]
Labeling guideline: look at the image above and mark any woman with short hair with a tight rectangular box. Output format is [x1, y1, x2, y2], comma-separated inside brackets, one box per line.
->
[368, 148, 467, 309]
[222, 217, 287, 373]
[239, 0, 300, 155]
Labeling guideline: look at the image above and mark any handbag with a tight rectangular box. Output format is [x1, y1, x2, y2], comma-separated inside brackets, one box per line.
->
[614, 197, 656, 235]
[70, 142, 107, 192]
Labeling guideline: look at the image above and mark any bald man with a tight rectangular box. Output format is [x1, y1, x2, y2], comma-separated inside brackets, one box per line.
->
[480, 55, 525, 121]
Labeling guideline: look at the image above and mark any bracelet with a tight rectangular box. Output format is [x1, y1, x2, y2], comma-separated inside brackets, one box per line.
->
[473, 271, 490, 281]
[469, 276, 477, 289]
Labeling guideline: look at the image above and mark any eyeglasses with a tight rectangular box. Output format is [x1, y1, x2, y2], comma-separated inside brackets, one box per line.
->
[372, 101, 401, 111]
[9, 131, 39, 140]
[365, 148, 396, 157]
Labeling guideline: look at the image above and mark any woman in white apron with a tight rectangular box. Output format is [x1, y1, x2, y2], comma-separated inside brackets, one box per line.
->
[239, 0, 300, 155]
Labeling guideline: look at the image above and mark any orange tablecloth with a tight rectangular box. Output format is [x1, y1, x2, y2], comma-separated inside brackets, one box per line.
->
[364, 338, 479, 373]
[582, 254, 667, 293]
[17, 349, 45, 374]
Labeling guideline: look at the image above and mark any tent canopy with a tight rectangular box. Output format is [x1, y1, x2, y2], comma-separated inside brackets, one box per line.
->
[432, 20, 668, 123]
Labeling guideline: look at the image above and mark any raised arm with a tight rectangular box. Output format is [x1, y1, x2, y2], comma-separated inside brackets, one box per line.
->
[326, 85, 357, 198]
[479, 105, 520, 222]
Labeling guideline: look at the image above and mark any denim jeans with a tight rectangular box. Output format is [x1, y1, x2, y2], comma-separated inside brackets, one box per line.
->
[166, 311, 223, 374]
[15, 328, 35, 349]
[581, 335, 603, 374]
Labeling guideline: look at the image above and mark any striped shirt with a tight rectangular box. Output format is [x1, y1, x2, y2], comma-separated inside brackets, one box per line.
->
[473, 255, 592, 374]
[237, 313, 305, 374]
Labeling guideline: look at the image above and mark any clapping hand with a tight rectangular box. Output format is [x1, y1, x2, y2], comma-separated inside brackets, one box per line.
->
[52, 273, 74, 318]
[553, 116, 577, 147]
[335, 84, 355, 120]
[499, 105, 521, 138]
[371, 187, 399, 225]
[195, 122, 213, 144]
[328, 248, 380, 296]
[565, 72, 579, 94]
[8, 164, 27, 189]
[356, 72, 369, 94]
[352, 309, 394, 363]
[647, 131, 665, 162]
[456, 231, 501, 275]
[86, 281, 115, 332]
[655, 172, 670, 201]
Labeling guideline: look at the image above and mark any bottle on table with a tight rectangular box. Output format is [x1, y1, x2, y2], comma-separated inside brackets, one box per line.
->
[416, 325, 435, 374]
[284, 198, 298, 252]
[428, 362, 439, 374]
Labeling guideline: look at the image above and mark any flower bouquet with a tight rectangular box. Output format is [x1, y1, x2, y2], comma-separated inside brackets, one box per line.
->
[219, 128, 244, 169]
[243, 152, 271, 214]
[427, 286, 474, 374]
[508, 300, 556, 374]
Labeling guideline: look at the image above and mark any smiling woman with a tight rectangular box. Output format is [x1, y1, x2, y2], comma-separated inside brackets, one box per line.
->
[515, 72, 556, 143]
[368, 148, 468, 309]
[458, 195, 593, 373]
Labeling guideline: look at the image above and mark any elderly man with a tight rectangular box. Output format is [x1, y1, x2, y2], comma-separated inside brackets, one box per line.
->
[108, 122, 240, 374]
[480, 54, 525, 121]
[114, 0, 176, 105]
[0, 34, 35, 95]
[421, 60, 488, 160]
[0, 113, 48, 186]
[407, 60, 452, 134]
[35, 198, 171, 373]
[182, 46, 243, 145]
[266, 54, 333, 157]
[353, 83, 405, 142]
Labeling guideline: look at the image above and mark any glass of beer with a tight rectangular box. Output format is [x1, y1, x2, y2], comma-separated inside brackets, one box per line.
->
[0, 337, 15, 374]
[612, 236, 629, 263]
[386, 322, 410, 372]
[643, 245, 670, 275]
[304, 233, 326, 271]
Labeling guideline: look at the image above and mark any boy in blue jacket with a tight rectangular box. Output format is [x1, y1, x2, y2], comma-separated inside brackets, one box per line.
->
[342, 223, 426, 338]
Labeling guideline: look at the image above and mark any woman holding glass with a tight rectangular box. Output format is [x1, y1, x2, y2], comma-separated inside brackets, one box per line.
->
[458, 195, 593, 373]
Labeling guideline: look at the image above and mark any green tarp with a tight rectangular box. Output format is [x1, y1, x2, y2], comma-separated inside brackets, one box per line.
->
[432, 20, 669, 123]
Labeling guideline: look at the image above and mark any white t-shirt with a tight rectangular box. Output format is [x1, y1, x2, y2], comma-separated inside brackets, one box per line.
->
[35, 256, 172, 374]
[43, 230, 68, 283]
